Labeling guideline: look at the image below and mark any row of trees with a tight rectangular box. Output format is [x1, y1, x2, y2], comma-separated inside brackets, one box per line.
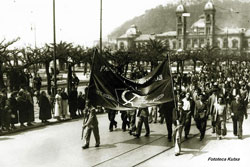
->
[0, 38, 249, 93]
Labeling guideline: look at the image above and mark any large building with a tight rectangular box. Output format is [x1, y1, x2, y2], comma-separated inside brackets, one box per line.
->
[116, 0, 250, 54]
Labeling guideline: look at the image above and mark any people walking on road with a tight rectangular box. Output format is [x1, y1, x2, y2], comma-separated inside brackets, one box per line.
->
[38, 91, 52, 123]
[158, 101, 175, 142]
[33, 73, 42, 92]
[77, 91, 85, 117]
[128, 109, 137, 135]
[194, 93, 208, 141]
[24, 87, 35, 126]
[107, 109, 117, 132]
[230, 94, 248, 139]
[182, 92, 193, 139]
[133, 107, 150, 138]
[173, 101, 185, 156]
[82, 106, 100, 149]
[120, 110, 129, 132]
[214, 97, 227, 140]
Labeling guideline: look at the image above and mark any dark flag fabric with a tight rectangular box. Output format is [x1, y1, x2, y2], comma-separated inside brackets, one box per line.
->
[88, 52, 174, 111]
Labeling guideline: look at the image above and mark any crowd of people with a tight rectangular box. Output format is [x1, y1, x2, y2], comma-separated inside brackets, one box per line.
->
[0, 72, 94, 134]
[82, 63, 249, 157]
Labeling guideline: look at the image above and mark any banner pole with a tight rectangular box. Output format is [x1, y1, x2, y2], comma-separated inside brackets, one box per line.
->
[167, 52, 177, 109]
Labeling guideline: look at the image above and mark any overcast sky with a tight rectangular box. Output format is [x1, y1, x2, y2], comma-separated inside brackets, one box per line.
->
[0, 0, 178, 48]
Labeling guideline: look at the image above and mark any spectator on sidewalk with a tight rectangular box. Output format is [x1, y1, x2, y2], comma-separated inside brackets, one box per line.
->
[77, 91, 85, 117]
[68, 87, 78, 119]
[0, 89, 8, 131]
[39, 91, 52, 123]
[17, 90, 28, 128]
[54, 89, 62, 121]
[33, 73, 42, 92]
[60, 88, 68, 119]
[24, 87, 35, 126]
[6, 91, 19, 130]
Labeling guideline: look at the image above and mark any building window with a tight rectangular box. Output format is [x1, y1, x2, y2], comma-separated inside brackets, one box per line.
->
[206, 14, 210, 22]
[193, 39, 198, 48]
[178, 40, 182, 48]
[120, 42, 125, 50]
[200, 39, 205, 47]
[173, 41, 176, 49]
[206, 27, 211, 34]
[232, 39, 238, 48]
[178, 28, 182, 35]
[216, 40, 220, 48]
[223, 38, 228, 48]
[178, 16, 182, 23]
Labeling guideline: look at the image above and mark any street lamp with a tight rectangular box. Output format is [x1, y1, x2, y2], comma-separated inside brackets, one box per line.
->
[53, 0, 57, 95]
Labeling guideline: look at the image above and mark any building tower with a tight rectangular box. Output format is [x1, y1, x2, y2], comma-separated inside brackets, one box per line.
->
[176, 4, 187, 50]
[204, 0, 216, 46]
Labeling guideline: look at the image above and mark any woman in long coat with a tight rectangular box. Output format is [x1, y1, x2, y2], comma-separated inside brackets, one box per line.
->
[17, 91, 28, 127]
[39, 91, 52, 123]
[54, 89, 62, 120]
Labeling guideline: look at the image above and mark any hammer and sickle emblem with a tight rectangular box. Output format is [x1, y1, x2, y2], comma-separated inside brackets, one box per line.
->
[121, 90, 141, 107]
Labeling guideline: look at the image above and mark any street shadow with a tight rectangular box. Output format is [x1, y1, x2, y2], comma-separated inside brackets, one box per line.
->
[88, 144, 117, 151]
[7, 126, 47, 136]
[180, 134, 213, 158]
[0, 137, 14, 141]
[117, 133, 172, 147]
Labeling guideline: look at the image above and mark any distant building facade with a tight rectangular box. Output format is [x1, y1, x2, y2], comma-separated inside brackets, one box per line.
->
[116, 0, 250, 54]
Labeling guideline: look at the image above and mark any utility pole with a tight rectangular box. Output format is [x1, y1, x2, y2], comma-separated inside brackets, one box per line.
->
[100, 0, 102, 56]
[53, 0, 57, 94]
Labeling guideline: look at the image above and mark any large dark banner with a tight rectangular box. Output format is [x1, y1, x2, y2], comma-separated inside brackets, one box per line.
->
[88, 52, 174, 110]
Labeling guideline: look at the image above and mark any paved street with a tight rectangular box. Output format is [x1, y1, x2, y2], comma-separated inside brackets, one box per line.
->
[0, 106, 249, 167]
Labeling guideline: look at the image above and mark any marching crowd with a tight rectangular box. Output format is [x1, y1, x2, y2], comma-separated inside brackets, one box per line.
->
[82, 63, 249, 157]
[0, 62, 249, 156]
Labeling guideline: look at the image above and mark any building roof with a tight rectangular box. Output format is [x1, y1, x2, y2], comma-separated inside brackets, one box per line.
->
[134, 34, 155, 41]
[216, 27, 245, 35]
[176, 4, 186, 13]
[244, 29, 250, 37]
[156, 31, 177, 37]
[117, 25, 141, 39]
[204, 0, 215, 11]
[191, 15, 205, 29]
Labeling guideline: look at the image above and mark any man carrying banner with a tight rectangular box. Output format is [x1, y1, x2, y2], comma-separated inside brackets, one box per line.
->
[158, 101, 175, 142]
[82, 105, 100, 149]
[173, 101, 185, 156]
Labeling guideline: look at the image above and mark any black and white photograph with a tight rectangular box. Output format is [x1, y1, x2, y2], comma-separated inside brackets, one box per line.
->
[0, 0, 249, 167]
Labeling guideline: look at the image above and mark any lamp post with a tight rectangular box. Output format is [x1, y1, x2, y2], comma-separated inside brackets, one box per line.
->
[53, 0, 57, 95]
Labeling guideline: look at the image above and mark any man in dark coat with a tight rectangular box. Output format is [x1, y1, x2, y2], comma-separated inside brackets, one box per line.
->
[39, 91, 52, 123]
[230, 94, 248, 139]
[17, 90, 28, 127]
[0, 89, 7, 131]
[68, 87, 78, 119]
[158, 101, 175, 142]
[6, 91, 19, 130]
